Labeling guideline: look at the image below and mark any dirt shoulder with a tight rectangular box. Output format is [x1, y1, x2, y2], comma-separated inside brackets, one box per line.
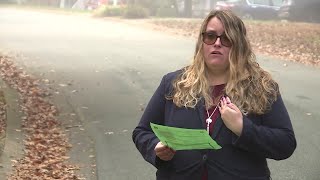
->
[121, 18, 320, 67]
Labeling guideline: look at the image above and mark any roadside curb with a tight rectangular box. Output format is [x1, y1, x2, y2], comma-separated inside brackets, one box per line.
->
[0, 131, 4, 158]
[0, 79, 24, 178]
[0, 90, 6, 157]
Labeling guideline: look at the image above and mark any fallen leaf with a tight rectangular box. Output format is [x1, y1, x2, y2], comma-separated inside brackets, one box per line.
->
[43, 79, 50, 83]
[0, 56, 81, 179]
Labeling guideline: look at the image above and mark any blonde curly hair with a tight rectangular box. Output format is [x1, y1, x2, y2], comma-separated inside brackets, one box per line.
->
[168, 10, 279, 115]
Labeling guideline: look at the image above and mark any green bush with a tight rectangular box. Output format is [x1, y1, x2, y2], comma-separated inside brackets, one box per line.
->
[134, 0, 162, 16]
[132, 0, 177, 16]
[123, 5, 149, 19]
[93, 5, 125, 17]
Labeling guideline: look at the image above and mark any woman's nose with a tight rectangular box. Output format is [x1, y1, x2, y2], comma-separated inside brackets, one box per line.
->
[213, 37, 222, 47]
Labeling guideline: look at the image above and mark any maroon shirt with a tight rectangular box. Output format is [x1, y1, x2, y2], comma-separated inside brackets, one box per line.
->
[202, 84, 225, 180]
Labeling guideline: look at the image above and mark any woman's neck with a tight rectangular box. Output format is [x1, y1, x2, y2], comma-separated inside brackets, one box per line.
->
[208, 71, 228, 86]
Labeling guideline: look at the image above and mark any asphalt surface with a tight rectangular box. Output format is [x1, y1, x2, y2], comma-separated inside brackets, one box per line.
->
[0, 7, 319, 180]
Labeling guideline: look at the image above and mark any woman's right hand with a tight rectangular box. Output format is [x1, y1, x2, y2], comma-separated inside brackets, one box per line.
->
[154, 142, 176, 161]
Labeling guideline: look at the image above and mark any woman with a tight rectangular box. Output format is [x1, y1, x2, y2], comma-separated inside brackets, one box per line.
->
[132, 10, 296, 180]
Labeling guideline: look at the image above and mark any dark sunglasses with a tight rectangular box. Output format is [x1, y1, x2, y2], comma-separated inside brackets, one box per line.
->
[202, 32, 232, 47]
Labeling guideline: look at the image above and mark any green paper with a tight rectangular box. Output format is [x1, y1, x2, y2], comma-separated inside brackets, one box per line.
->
[150, 123, 222, 151]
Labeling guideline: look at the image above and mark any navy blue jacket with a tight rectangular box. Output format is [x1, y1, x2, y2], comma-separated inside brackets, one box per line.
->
[132, 70, 296, 180]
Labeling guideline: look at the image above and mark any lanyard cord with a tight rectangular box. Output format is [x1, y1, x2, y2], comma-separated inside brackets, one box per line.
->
[206, 104, 219, 121]
[206, 98, 222, 133]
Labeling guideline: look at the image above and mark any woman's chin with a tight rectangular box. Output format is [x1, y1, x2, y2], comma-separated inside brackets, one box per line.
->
[206, 58, 226, 65]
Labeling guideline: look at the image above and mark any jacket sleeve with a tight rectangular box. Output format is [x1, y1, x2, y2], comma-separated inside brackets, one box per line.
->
[132, 74, 168, 168]
[232, 94, 297, 160]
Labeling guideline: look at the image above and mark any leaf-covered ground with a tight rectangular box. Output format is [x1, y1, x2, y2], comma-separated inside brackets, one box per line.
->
[147, 19, 320, 66]
[0, 56, 81, 180]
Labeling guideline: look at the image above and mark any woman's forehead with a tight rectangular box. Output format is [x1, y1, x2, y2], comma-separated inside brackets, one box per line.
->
[206, 17, 225, 33]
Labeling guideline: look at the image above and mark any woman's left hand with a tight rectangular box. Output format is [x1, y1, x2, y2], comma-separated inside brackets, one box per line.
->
[218, 96, 243, 136]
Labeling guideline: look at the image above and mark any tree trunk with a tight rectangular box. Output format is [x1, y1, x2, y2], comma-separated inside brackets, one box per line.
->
[113, 0, 118, 6]
[60, 0, 65, 8]
[171, 0, 179, 15]
[184, 0, 192, 18]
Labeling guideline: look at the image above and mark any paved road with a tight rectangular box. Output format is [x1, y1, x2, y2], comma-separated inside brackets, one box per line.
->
[0, 7, 319, 180]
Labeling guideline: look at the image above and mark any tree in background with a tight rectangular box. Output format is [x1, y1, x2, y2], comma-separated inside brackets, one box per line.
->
[184, 0, 192, 17]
